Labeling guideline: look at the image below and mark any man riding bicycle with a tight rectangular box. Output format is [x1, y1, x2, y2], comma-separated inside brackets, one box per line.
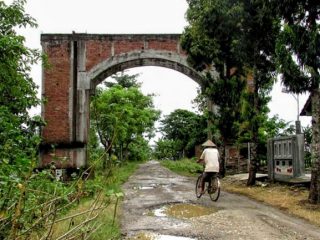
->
[197, 139, 220, 194]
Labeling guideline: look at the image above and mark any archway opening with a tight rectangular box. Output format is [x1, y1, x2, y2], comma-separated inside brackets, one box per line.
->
[89, 66, 205, 165]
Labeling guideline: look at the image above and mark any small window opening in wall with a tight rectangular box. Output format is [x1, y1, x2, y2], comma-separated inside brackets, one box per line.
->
[289, 160, 292, 166]
[279, 143, 282, 156]
[288, 142, 292, 155]
[284, 143, 287, 156]
[276, 161, 280, 166]
[282, 161, 285, 166]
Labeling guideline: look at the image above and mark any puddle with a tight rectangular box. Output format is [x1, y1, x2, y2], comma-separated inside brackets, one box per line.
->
[153, 203, 218, 219]
[133, 184, 158, 190]
[129, 232, 196, 240]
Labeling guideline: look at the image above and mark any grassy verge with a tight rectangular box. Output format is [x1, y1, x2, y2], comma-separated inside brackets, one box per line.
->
[161, 158, 320, 227]
[90, 161, 141, 239]
[52, 161, 141, 240]
[222, 177, 320, 227]
[160, 158, 202, 177]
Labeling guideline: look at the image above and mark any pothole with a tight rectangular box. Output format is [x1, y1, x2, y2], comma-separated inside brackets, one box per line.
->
[133, 184, 158, 190]
[153, 203, 218, 219]
[129, 232, 196, 240]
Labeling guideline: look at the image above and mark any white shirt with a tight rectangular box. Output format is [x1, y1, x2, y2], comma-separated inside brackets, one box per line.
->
[200, 148, 220, 172]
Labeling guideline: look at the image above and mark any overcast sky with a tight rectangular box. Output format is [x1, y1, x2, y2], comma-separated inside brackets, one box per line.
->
[8, 0, 311, 128]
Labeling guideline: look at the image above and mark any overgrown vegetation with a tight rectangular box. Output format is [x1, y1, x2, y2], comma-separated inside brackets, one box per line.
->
[0, 0, 46, 238]
[0, 2, 150, 238]
[0, 147, 141, 239]
[50, 160, 141, 240]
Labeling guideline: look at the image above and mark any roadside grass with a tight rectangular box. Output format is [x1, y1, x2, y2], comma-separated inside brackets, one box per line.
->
[51, 161, 141, 240]
[51, 197, 120, 239]
[160, 158, 202, 176]
[161, 158, 320, 227]
[222, 178, 320, 227]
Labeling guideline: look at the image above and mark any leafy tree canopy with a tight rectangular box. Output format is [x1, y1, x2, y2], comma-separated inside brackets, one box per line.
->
[182, 0, 280, 185]
[0, 0, 42, 172]
[275, 0, 319, 93]
[159, 109, 207, 158]
[91, 74, 160, 163]
[104, 71, 141, 89]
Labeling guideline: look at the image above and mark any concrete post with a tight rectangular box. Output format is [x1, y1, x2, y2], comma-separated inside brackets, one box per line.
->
[75, 40, 89, 144]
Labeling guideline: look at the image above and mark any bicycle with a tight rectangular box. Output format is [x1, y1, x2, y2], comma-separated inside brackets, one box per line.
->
[195, 170, 220, 201]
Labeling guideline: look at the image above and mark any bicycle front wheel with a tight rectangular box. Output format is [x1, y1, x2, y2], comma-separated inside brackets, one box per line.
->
[208, 177, 220, 201]
[195, 175, 203, 198]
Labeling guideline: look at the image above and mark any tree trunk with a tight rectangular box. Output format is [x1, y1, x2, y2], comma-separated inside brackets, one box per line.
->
[247, 142, 257, 186]
[308, 88, 320, 203]
[247, 68, 258, 186]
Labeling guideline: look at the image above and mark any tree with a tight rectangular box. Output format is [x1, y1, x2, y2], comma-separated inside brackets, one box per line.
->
[227, 0, 279, 185]
[104, 71, 141, 89]
[182, 0, 280, 185]
[181, 0, 247, 176]
[159, 109, 207, 158]
[0, 1, 46, 237]
[153, 139, 182, 160]
[274, 0, 320, 203]
[0, 0, 42, 172]
[263, 115, 295, 139]
[91, 76, 160, 167]
[208, 75, 247, 176]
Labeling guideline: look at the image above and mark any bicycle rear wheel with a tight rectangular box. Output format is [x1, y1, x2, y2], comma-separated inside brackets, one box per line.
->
[195, 175, 203, 198]
[208, 177, 220, 201]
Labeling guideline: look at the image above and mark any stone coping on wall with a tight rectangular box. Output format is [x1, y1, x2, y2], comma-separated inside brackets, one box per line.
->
[41, 33, 182, 41]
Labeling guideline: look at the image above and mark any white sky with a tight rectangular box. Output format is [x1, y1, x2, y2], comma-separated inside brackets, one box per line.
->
[7, 0, 311, 128]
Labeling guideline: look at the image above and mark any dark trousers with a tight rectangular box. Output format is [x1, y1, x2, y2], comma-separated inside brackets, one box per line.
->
[203, 172, 218, 182]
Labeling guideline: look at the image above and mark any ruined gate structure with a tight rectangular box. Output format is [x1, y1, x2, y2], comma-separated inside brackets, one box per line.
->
[39, 33, 207, 169]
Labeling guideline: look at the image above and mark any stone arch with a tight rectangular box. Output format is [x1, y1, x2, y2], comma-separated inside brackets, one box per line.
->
[87, 50, 204, 89]
[39, 33, 212, 169]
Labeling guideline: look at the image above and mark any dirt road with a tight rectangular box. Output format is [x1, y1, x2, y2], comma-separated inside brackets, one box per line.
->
[120, 160, 320, 240]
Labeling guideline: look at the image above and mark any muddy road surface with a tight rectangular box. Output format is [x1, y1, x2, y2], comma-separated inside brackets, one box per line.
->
[120, 161, 320, 240]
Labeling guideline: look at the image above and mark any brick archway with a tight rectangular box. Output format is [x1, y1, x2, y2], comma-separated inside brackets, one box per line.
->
[40, 33, 208, 169]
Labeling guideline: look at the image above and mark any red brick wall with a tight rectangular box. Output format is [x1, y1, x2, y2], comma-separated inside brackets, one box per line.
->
[86, 40, 112, 70]
[42, 41, 71, 144]
[113, 39, 145, 56]
[85, 37, 181, 72]
[148, 39, 177, 51]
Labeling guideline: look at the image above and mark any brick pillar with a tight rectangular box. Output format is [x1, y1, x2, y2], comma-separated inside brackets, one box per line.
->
[39, 37, 88, 169]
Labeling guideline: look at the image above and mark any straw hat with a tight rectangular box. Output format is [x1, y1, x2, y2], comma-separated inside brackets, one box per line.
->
[202, 139, 216, 147]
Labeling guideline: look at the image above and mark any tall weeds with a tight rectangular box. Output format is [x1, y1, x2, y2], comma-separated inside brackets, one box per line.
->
[0, 151, 139, 239]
